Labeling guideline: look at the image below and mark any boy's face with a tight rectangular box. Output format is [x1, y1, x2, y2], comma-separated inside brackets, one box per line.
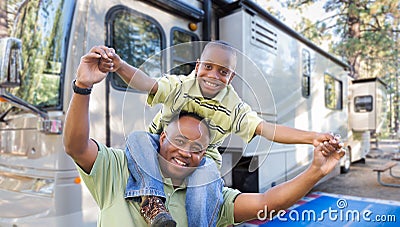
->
[195, 46, 236, 98]
[158, 116, 209, 184]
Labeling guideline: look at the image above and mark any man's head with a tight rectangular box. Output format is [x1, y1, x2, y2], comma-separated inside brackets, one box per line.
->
[158, 112, 210, 184]
[195, 40, 237, 98]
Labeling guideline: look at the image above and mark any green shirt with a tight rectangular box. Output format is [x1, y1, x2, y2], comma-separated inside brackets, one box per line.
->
[77, 141, 241, 227]
[147, 71, 263, 166]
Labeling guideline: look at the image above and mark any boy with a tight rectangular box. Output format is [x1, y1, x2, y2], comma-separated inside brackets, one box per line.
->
[96, 41, 341, 226]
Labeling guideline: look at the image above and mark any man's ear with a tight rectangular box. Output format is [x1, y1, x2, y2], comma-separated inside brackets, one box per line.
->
[159, 131, 167, 144]
[200, 150, 206, 158]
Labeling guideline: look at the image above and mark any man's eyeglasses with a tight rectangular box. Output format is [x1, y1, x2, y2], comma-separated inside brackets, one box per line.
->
[164, 132, 207, 153]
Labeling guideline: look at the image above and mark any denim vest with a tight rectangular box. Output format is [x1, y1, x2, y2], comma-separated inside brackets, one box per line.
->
[124, 132, 224, 226]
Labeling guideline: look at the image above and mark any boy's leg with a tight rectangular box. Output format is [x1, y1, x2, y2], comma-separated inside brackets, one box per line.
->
[125, 132, 175, 227]
[186, 157, 224, 226]
[125, 131, 165, 199]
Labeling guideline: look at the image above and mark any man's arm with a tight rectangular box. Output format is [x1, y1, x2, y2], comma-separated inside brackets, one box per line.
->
[255, 120, 335, 147]
[233, 143, 345, 222]
[63, 46, 111, 173]
[99, 47, 158, 95]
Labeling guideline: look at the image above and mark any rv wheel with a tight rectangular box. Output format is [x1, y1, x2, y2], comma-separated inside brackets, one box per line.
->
[340, 147, 351, 174]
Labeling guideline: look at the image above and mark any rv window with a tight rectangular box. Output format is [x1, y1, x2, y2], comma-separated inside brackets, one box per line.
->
[169, 28, 199, 75]
[354, 96, 373, 112]
[324, 73, 343, 110]
[302, 49, 311, 98]
[1, 0, 74, 110]
[107, 8, 164, 91]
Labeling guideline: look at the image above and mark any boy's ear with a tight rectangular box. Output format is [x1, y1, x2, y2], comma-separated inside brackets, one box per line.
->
[228, 71, 236, 84]
[195, 59, 200, 73]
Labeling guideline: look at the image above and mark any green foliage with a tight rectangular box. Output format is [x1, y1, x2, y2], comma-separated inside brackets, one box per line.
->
[1, 0, 68, 112]
[280, 0, 399, 81]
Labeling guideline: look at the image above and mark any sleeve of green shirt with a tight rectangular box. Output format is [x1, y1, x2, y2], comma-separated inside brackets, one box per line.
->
[76, 141, 128, 209]
[217, 187, 242, 227]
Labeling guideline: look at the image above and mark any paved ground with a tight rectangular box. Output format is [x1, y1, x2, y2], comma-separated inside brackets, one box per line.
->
[311, 141, 400, 202]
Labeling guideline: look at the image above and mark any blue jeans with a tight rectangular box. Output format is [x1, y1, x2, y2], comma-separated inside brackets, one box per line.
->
[124, 132, 224, 227]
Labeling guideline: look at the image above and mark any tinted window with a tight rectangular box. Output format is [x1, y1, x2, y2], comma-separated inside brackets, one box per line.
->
[169, 28, 199, 75]
[302, 49, 311, 98]
[354, 95, 373, 112]
[2, 0, 74, 109]
[324, 73, 343, 110]
[107, 7, 164, 91]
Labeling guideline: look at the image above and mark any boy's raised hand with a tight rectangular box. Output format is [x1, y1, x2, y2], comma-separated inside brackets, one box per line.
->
[313, 132, 342, 152]
[98, 47, 124, 73]
[76, 45, 114, 88]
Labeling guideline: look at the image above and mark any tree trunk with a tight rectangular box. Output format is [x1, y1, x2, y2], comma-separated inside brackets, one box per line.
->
[0, 0, 8, 38]
[347, 0, 362, 78]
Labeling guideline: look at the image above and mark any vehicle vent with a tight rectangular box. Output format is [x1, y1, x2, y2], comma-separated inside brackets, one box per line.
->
[250, 16, 277, 54]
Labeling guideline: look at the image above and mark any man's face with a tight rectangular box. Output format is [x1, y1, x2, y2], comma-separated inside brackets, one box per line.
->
[195, 46, 236, 98]
[158, 116, 210, 183]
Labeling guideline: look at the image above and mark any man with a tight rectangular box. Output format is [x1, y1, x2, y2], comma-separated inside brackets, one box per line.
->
[63, 46, 344, 227]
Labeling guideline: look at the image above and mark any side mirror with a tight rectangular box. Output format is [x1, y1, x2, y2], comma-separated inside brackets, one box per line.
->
[0, 38, 22, 88]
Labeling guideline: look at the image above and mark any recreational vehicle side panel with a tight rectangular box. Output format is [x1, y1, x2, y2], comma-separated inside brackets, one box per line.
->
[219, 6, 346, 192]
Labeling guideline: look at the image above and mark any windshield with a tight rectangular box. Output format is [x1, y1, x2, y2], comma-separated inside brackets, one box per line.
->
[1, 0, 75, 110]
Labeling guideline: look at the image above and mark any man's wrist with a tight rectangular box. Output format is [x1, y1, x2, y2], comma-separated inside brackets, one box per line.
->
[75, 79, 92, 89]
[72, 79, 92, 95]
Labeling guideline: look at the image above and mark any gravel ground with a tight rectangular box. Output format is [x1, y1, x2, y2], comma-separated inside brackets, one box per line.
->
[310, 142, 400, 202]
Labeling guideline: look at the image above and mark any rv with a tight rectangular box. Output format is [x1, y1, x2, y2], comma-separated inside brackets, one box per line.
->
[0, 0, 386, 226]
[346, 77, 388, 171]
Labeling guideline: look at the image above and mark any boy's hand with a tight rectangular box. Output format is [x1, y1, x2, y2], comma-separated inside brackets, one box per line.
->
[312, 132, 334, 147]
[98, 47, 124, 73]
[313, 132, 344, 157]
[313, 133, 341, 149]
[76, 45, 114, 88]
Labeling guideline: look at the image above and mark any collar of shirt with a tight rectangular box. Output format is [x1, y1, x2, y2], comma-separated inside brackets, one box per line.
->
[162, 175, 188, 189]
[159, 165, 188, 189]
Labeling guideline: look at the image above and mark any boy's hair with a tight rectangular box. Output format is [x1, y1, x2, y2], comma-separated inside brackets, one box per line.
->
[202, 40, 237, 58]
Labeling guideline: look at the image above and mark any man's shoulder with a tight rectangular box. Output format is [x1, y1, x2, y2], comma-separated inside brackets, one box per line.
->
[77, 140, 126, 179]
[94, 141, 125, 161]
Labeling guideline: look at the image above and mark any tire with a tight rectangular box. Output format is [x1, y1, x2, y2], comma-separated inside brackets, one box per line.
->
[340, 147, 351, 174]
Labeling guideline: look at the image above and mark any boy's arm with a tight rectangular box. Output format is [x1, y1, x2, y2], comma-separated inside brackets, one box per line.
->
[233, 142, 345, 222]
[99, 47, 158, 95]
[255, 120, 335, 147]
